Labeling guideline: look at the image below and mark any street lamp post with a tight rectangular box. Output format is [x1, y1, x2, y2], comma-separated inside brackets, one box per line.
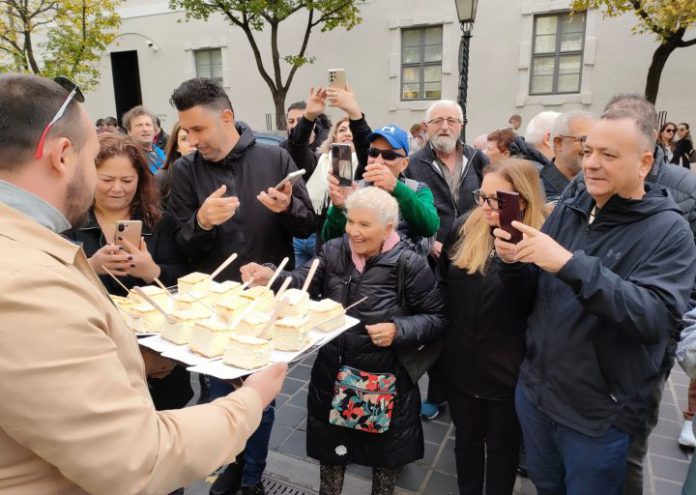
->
[454, 0, 478, 143]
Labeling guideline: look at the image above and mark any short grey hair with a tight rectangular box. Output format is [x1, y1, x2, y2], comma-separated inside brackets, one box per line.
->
[600, 108, 654, 153]
[425, 100, 464, 123]
[604, 93, 659, 139]
[345, 187, 399, 228]
[550, 110, 596, 142]
[525, 111, 561, 145]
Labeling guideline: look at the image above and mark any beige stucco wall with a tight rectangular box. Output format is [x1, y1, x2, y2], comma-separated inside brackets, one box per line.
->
[82, 0, 696, 141]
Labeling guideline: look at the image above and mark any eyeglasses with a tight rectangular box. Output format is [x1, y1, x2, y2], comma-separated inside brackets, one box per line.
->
[426, 117, 462, 127]
[558, 135, 586, 143]
[368, 147, 406, 161]
[665, 128, 676, 134]
[472, 190, 499, 211]
[35, 76, 85, 159]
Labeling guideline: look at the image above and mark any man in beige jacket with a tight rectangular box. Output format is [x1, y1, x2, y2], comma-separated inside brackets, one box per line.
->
[0, 74, 287, 495]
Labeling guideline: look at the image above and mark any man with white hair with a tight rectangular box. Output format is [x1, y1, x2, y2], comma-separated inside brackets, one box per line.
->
[405, 99, 487, 420]
[525, 111, 560, 161]
[543, 110, 595, 202]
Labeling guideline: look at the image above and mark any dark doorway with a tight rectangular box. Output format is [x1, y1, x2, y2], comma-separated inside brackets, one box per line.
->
[110, 50, 142, 126]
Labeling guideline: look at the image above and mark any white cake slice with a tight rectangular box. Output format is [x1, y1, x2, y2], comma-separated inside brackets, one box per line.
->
[208, 280, 242, 304]
[272, 315, 312, 351]
[216, 296, 252, 324]
[160, 311, 209, 344]
[130, 303, 166, 333]
[127, 285, 170, 307]
[232, 310, 271, 337]
[307, 299, 346, 332]
[189, 320, 230, 357]
[238, 286, 275, 311]
[173, 290, 211, 312]
[178, 272, 210, 294]
[278, 288, 310, 318]
[224, 335, 272, 370]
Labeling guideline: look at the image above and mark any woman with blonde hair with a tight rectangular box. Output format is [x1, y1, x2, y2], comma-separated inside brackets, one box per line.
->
[436, 158, 546, 494]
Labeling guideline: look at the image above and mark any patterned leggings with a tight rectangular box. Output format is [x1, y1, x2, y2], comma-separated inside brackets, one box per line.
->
[319, 463, 399, 495]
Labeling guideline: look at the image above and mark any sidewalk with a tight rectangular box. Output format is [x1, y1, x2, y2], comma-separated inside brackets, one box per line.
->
[185, 355, 693, 495]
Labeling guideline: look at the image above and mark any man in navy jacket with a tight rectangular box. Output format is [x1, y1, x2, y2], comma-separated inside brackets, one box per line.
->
[494, 108, 696, 494]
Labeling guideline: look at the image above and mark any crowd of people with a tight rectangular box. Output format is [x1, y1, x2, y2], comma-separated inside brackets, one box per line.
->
[2, 70, 696, 495]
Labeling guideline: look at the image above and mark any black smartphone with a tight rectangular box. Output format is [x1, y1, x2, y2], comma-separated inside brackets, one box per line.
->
[331, 143, 353, 186]
[496, 191, 523, 244]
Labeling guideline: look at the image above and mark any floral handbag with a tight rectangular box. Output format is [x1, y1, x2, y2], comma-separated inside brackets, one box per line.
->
[329, 364, 397, 434]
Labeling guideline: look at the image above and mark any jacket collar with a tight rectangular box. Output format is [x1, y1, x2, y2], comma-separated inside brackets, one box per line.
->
[77, 207, 153, 235]
[0, 180, 71, 233]
[541, 159, 571, 194]
[0, 202, 79, 265]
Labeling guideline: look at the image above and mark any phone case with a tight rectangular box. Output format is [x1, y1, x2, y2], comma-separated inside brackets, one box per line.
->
[331, 144, 353, 186]
[328, 69, 346, 90]
[115, 220, 143, 250]
[496, 191, 523, 244]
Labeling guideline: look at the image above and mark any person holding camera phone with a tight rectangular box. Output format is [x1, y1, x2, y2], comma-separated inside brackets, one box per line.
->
[435, 158, 546, 495]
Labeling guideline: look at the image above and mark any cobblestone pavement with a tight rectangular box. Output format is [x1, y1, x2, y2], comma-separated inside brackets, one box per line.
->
[184, 355, 693, 495]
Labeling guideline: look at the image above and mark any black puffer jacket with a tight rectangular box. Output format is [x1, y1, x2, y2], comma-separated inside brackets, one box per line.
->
[280, 236, 445, 467]
[406, 142, 485, 242]
[436, 218, 535, 400]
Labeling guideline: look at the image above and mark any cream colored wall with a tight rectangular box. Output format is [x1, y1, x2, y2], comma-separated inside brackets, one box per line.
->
[82, 0, 696, 141]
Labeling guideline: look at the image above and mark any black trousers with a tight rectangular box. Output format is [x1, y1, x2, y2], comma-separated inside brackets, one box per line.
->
[448, 390, 520, 495]
[148, 365, 193, 410]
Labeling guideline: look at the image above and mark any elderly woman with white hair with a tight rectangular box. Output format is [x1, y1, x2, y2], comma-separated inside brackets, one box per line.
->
[241, 187, 445, 495]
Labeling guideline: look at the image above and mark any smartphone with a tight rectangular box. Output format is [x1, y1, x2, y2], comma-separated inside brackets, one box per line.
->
[496, 191, 523, 244]
[274, 169, 306, 190]
[114, 220, 142, 251]
[331, 143, 353, 186]
[328, 68, 347, 90]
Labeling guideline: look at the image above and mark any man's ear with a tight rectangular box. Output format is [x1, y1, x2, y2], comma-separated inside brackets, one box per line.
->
[221, 108, 235, 124]
[544, 131, 552, 148]
[399, 156, 410, 173]
[638, 151, 653, 179]
[46, 137, 74, 178]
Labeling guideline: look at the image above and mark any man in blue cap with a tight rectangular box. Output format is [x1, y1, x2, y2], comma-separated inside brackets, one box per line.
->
[322, 124, 440, 254]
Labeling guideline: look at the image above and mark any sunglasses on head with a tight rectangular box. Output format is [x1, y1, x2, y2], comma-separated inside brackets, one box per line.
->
[35, 76, 85, 159]
[368, 147, 405, 161]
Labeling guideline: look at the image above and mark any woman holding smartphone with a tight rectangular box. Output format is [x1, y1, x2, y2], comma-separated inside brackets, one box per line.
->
[436, 158, 545, 494]
[67, 133, 189, 295]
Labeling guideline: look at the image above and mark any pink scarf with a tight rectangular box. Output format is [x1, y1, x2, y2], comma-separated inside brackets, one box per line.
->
[350, 230, 400, 273]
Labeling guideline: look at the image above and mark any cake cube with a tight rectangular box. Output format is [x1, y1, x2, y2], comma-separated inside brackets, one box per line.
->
[232, 310, 271, 337]
[189, 320, 231, 357]
[216, 297, 252, 324]
[272, 315, 312, 351]
[278, 288, 310, 318]
[160, 311, 210, 345]
[238, 286, 274, 311]
[208, 280, 242, 304]
[307, 299, 346, 332]
[178, 272, 210, 294]
[224, 335, 272, 370]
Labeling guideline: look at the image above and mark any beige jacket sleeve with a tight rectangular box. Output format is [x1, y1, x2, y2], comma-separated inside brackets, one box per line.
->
[0, 265, 263, 495]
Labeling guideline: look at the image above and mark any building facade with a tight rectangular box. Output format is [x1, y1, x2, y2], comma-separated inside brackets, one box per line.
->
[83, 0, 696, 140]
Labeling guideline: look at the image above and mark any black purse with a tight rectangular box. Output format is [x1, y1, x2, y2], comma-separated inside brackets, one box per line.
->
[393, 251, 443, 384]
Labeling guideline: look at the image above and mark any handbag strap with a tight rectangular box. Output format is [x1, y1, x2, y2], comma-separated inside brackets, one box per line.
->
[397, 250, 413, 310]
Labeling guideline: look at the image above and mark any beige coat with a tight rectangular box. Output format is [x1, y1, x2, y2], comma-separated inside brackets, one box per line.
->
[0, 203, 263, 495]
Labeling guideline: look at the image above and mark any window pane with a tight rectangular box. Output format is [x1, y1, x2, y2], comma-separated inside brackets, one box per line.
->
[560, 31, 583, 52]
[402, 83, 420, 100]
[557, 54, 581, 92]
[424, 26, 442, 45]
[534, 34, 556, 53]
[424, 44, 442, 63]
[530, 56, 555, 94]
[424, 82, 441, 99]
[402, 30, 421, 47]
[559, 54, 581, 74]
[531, 75, 553, 94]
[557, 73, 580, 93]
[402, 67, 420, 84]
[535, 16, 558, 36]
[560, 12, 585, 34]
[402, 46, 421, 64]
[423, 65, 441, 83]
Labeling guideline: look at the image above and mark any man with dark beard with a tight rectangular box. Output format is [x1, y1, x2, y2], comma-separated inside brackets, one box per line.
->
[405, 99, 487, 420]
[0, 73, 286, 495]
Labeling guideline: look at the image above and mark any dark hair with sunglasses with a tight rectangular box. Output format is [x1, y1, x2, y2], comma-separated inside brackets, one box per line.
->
[170, 77, 234, 113]
[0, 73, 86, 170]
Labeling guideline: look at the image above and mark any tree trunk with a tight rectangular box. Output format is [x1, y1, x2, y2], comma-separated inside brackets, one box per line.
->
[644, 30, 682, 103]
[273, 90, 287, 131]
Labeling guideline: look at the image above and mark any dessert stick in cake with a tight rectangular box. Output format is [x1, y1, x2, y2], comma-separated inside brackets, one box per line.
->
[102, 266, 137, 299]
[178, 289, 220, 319]
[257, 296, 290, 340]
[132, 286, 176, 325]
[229, 299, 260, 329]
[265, 256, 289, 289]
[153, 277, 175, 299]
[301, 258, 320, 292]
[275, 276, 292, 300]
[208, 252, 238, 282]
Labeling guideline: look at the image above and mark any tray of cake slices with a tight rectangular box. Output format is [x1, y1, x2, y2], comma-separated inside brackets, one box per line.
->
[117, 257, 361, 376]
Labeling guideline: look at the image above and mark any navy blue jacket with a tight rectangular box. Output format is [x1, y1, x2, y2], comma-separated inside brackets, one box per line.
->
[515, 184, 696, 438]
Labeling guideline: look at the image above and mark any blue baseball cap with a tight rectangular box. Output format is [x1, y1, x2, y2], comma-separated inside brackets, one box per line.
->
[367, 125, 410, 155]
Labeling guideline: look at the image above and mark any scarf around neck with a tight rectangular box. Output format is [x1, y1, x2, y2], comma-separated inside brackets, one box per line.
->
[350, 230, 400, 273]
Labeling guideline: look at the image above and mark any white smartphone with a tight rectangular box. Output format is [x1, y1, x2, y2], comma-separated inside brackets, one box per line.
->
[114, 220, 142, 251]
[328, 68, 347, 90]
[274, 169, 306, 190]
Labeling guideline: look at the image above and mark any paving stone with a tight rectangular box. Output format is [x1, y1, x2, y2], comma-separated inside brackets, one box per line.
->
[289, 364, 313, 381]
[659, 405, 682, 422]
[652, 418, 681, 439]
[434, 438, 457, 473]
[415, 441, 440, 467]
[275, 393, 291, 408]
[290, 389, 309, 408]
[421, 418, 450, 444]
[277, 429, 307, 458]
[282, 377, 305, 395]
[346, 463, 373, 479]
[423, 471, 459, 495]
[647, 434, 691, 462]
[652, 478, 684, 495]
[270, 425, 294, 450]
[276, 404, 307, 428]
[649, 454, 690, 482]
[301, 352, 317, 366]
[395, 463, 428, 492]
[671, 372, 691, 386]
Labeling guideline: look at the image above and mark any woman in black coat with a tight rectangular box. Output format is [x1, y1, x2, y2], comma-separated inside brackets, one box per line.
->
[672, 122, 694, 169]
[242, 187, 445, 495]
[65, 133, 191, 412]
[436, 159, 546, 495]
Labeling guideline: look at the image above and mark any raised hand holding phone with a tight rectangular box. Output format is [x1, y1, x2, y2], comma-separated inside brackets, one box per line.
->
[496, 191, 523, 244]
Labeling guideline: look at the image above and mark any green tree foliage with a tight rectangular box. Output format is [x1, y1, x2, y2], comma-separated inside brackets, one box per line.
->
[571, 0, 696, 103]
[0, 0, 121, 90]
[170, 0, 366, 129]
